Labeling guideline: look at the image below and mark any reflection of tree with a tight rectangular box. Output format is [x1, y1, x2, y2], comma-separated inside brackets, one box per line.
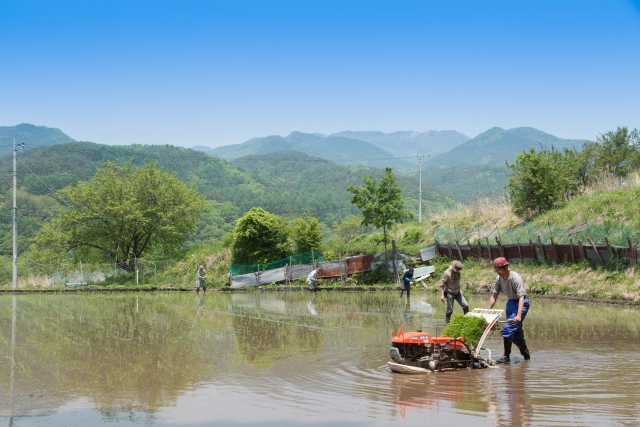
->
[0, 294, 234, 415]
[232, 316, 322, 368]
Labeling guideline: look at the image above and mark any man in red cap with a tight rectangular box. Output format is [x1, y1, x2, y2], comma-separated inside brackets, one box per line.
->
[488, 257, 531, 363]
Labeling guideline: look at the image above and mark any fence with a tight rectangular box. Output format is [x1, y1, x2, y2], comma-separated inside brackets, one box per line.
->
[435, 230, 639, 268]
[230, 254, 375, 288]
[0, 258, 199, 289]
[435, 223, 640, 247]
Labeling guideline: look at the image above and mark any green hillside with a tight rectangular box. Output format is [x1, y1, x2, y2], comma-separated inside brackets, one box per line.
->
[428, 127, 584, 166]
[0, 123, 75, 156]
[205, 131, 414, 169]
[0, 142, 455, 256]
[330, 130, 470, 161]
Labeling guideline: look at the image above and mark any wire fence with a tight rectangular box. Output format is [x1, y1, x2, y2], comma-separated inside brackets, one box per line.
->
[434, 223, 640, 247]
[0, 259, 199, 289]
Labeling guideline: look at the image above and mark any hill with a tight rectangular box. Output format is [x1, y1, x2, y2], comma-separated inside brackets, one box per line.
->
[230, 150, 456, 217]
[0, 123, 75, 156]
[0, 143, 455, 256]
[428, 127, 584, 166]
[330, 130, 470, 161]
[204, 132, 414, 169]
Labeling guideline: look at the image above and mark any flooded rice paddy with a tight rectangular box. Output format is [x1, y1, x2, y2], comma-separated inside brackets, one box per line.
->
[1, 292, 639, 426]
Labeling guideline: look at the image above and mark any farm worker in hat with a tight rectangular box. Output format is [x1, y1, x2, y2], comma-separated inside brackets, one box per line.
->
[488, 257, 531, 363]
[440, 260, 469, 323]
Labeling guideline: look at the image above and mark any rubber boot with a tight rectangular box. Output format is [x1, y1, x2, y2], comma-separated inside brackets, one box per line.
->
[445, 314, 451, 324]
[497, 338, 512, 363]
[463, 306, 469, 315]
[517, 338, 531, 360]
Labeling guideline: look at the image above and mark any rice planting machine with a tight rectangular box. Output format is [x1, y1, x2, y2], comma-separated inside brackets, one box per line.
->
[388, 308, 504, 374]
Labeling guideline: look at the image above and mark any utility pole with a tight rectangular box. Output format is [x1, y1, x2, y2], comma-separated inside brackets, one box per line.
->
[12, 136, 25, 289]
[417, 155, 423, 222]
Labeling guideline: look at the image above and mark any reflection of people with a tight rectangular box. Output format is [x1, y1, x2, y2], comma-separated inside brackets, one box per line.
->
[488, 257, 531, 363]
[196, 265, 206, 292]
[400, 267, 414, 299]
[307, 266, 320, 292]
[440, 260, 469, 323]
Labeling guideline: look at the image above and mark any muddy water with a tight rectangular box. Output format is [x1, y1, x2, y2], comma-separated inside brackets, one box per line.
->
[1, 292, 639, 426]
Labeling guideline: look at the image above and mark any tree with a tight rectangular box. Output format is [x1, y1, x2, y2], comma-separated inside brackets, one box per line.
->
[506, 146, 582, 220]
[581, 126, 640, 177]
[292, 216, 323, 254]
[231, 208, 290, 264]
[346, 167, 413, 256]
[31, 160, 209, 266]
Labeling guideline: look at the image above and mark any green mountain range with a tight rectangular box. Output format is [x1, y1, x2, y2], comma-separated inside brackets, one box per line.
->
[428, 127, 585, 166]
[329, 130, 470, 161]
[0, 123, 75, 156]
[203, 132, 414, 169]
[0, 142, 454, 256]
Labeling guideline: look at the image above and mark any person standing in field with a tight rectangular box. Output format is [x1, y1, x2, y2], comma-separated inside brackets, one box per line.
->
[400, 267, 414, 299]
[307, 265, 320, 292]
[440, 260, 469, 323]
[196, 265, 206, 292]
[488, 257, 531, 363]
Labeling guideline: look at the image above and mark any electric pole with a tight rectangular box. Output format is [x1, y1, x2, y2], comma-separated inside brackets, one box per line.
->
[417, 155, 424, 222]
[12, 136, 24, 289]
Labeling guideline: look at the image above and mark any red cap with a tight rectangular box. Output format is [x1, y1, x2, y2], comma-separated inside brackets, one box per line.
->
[493, 257, 509, 268]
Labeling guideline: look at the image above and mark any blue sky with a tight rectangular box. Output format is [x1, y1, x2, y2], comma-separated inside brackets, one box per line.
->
[1, 0, 639, 147]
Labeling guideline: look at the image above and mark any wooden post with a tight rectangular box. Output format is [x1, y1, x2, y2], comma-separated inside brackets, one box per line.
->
[569, 239, 575, 263]
[467, 240, 473, 258]
[628, 237, 636, 268]
[447, 242, 453, 259]
[486, 237, 492, 262]
[550, 236, 562, 263]
[495, 237, 506, 259]
[588, 237, 606, 266]
[604, 237, 614, 260]
[392, 241, 398, 285]
[537, 235, 546, 261]
[578, 239, 585, 261]
[456, 240, 463, 261]
[529, 239, 535, 262]
[516, 239, 523, 262]
[477, 239, 483, 260]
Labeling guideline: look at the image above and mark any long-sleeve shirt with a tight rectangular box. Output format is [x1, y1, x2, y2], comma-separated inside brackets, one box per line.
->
[307, 269, 318, 284]
[440, 267, 461, 294]
[492, 271, 527, 300]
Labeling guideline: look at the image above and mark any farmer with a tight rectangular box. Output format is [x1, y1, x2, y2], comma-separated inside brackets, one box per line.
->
[307, 265, 320, 292]
[400, 267, 414, 299]
[440, 260, 469, 323]
[196, 265, 206, 292]
[488, 257, 531, 363]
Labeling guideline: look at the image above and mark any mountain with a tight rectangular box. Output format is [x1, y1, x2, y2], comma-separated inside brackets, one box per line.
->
[0, 142, 456, 255]
[330, 130, 470, 162]
[428, 127, 585, 166]
[204, 132, 414, 169]
[0, 123, 75, 156]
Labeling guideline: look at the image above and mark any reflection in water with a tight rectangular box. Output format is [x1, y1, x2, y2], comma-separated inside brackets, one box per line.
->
[0, 293, 639, 426]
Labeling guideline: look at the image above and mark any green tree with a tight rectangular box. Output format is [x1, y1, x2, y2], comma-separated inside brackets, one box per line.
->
[506, 146, 582, 220]
[292, 216, 323, 254]
[581, 126, 640, 177]
[346, 167, 413, 256]
[31, 160, 209, 266]
[231, 207, 290, 264]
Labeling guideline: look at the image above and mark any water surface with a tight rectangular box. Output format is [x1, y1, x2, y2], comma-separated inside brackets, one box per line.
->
[1, 292, 639, 426]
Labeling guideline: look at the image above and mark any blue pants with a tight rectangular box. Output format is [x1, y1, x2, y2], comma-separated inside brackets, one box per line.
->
[501, 298, 530, 346]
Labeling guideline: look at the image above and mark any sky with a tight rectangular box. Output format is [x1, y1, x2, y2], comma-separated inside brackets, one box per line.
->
[1, 0, 639, 148]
